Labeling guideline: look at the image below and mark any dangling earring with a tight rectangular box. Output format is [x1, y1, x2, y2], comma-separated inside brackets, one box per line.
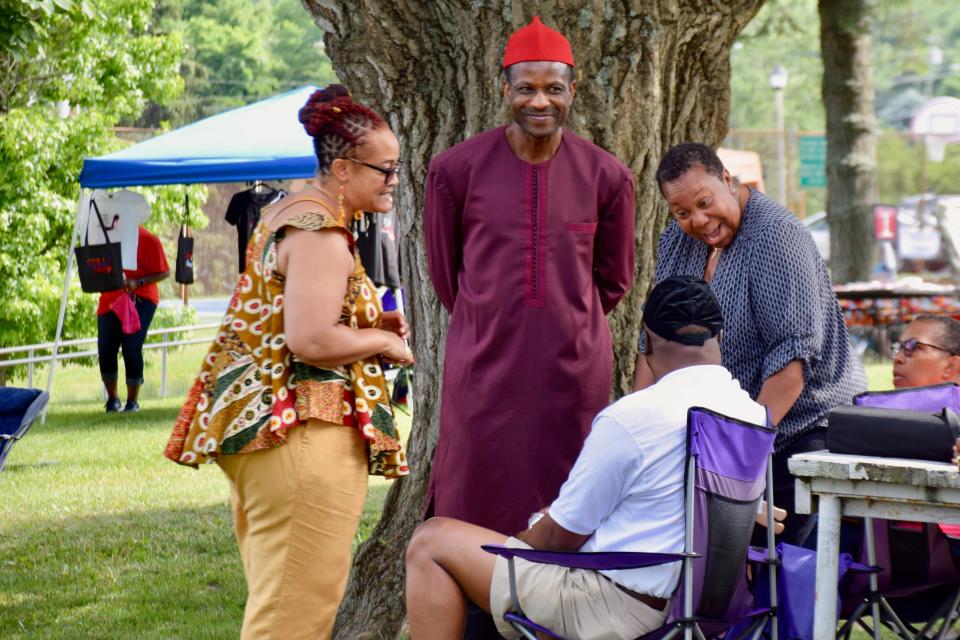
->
[338, 184, 364, 226]
[337, 185, 347, 224]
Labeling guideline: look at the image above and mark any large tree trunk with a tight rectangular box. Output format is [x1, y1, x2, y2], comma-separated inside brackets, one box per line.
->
[300, 2, 763, 637]
[820, 0, 877, 283]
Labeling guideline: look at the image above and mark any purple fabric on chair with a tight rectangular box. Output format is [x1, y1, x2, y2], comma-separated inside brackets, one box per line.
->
[746, 542, 865, 640]
[695, 466, 766, 502]
[688, 407, 773, 484]
[666, 407, 776, 633]
[854, 383, 960, 413]
[481, 545, 687, 571]
[846, 383, 960, 631]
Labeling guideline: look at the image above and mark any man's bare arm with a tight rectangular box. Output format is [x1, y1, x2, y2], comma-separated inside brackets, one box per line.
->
[514, 512, 590, 551]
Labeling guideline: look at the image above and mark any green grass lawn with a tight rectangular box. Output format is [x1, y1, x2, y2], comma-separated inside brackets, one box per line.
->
[865, 360, 894, 393]
[0, 348, 895, 638]
[0, 345, 399, 639]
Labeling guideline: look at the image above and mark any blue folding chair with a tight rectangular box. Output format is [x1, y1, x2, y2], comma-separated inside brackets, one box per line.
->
[836, 384, 960, 640]
[0, 387, 49, 472]
[483, 406, 779, 640]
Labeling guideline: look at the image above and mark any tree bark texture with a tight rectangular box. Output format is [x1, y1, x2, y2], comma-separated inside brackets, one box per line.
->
[300, 2, 763, 637]
[820, 0, 877, 283]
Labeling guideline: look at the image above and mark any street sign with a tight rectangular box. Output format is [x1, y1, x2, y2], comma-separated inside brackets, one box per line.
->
[799, 135, 827, 188]
[873, 205, 897, 241]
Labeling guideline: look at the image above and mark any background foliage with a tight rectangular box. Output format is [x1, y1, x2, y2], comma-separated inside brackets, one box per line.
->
[0, 0, 338, 368]
[138, 0, 337, 128]
[0, 0, 187, 368]
[728, 0, 960, 222]
[731, 0, 960, 133]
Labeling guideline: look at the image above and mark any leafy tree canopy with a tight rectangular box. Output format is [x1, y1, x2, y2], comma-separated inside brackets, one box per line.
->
[0, 0, 192, 362]
[731, 0, 960, 133]
[140, 0, 337, 128]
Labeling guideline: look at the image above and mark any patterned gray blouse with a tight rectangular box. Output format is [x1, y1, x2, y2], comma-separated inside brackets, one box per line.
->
[640, 190, 866, 450]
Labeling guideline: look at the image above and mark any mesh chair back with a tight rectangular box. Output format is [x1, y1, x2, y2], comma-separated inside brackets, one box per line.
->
[678, 407, 776, 625]
[0, 387, 48, 472]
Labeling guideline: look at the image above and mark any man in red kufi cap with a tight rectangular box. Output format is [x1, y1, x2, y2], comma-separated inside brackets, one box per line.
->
[422, 15, 636, 638]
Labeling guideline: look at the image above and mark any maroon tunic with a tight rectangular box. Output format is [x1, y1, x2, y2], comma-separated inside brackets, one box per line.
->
[424, 126, 636, 533]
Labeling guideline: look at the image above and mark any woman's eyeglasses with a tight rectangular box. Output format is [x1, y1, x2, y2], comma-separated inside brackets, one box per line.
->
[891, 338, 955, 358]
[343, 157, 402, 184]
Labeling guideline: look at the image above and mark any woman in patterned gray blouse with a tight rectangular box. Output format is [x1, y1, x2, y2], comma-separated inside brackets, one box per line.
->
[634, 142, 866, 546]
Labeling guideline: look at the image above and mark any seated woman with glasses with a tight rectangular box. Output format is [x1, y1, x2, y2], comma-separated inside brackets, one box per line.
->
[892, 314, 960, 505]
[891, 314, 960, 388]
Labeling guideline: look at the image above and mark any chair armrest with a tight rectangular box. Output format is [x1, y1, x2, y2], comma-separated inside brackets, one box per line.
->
[503, 612, 565, 640]
[481, 544, 693, 571]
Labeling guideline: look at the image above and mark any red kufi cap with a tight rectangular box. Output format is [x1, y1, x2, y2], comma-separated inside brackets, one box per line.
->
[502, 16, 575, 69]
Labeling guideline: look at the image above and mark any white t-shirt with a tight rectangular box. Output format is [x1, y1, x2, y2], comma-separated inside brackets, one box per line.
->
[548, 365, 767, 597]
[83, 189, 151, 269]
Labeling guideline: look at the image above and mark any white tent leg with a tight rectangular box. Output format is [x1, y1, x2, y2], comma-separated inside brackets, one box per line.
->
[43, 189, 86, 422]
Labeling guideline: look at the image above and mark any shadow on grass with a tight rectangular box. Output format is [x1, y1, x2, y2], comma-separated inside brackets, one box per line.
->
[1, 460, 64, 473]
[34, 403, 180, 437]
[0, 504, 244, 640]
[0, 484, 391, 640]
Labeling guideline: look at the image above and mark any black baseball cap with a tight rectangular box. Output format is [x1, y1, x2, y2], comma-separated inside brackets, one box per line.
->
[643, 275, 723, 346]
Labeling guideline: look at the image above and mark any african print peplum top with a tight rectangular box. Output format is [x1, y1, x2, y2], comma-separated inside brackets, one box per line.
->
[164, 202, 408, 478]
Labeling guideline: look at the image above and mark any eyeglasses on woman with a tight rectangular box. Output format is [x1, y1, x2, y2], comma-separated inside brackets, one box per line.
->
[342, 157, 402, 184]
[891, 338, 956, 358]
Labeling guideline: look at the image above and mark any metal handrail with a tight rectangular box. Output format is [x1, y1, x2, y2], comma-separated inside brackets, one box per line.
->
[0, 323, 218, 394]
[0, 323, 220, 356]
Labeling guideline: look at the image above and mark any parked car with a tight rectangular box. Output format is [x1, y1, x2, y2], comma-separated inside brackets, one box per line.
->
[801, 195, 953, 274]
[803, 210, 831, 262]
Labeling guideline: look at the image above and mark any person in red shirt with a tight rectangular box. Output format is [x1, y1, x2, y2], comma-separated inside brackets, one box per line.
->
[97, 225, 170, 412]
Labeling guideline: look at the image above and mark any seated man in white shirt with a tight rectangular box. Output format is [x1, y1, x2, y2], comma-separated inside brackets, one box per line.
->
[405, 275, 769, 640]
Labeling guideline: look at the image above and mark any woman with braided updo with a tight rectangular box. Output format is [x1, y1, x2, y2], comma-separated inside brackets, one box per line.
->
[165, 84, 412, 639]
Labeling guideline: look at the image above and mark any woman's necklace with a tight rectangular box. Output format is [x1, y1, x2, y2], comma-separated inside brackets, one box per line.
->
[704, 245, 722, 283]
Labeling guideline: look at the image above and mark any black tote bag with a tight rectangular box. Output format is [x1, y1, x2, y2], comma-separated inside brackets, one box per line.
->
[74, 199, 124, 293]
[175, 194, 194, 284]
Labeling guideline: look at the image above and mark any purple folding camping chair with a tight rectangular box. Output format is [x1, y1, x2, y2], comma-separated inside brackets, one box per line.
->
[839, 383, 960, 640]
[483, 407, 779, 640]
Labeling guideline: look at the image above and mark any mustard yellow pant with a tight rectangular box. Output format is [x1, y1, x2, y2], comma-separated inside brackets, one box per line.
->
[217, 421, 368, 640]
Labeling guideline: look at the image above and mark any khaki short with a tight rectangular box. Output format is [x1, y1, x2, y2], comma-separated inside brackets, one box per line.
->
[489, 537, 669, 640]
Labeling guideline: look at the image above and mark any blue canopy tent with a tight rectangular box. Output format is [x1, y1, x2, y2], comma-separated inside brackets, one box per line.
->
[79, 86, 319, 187]
[49, 86, 324, 402]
